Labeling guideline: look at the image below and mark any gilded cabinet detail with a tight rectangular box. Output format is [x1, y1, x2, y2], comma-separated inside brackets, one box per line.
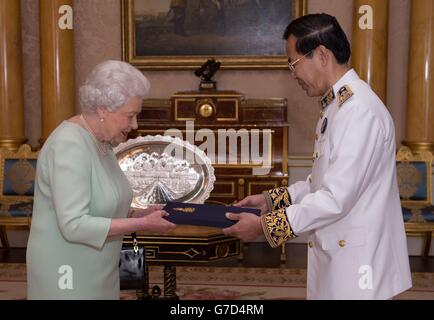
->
[134, 90, 289, 204]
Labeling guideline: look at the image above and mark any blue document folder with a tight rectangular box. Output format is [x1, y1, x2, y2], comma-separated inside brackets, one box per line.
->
[163, 202, 261, 228]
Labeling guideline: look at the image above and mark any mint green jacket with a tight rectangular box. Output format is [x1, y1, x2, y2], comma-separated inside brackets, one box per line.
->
[27, 121, 132, 299]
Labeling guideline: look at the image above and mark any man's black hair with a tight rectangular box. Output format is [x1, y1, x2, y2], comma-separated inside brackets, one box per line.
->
[283, 13, 351, 64]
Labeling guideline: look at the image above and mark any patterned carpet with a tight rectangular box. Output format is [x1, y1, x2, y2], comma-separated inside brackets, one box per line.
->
[1, 263, 433, 300]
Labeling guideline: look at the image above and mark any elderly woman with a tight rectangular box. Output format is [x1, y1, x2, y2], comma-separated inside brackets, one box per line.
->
[26, 60, 175, 299]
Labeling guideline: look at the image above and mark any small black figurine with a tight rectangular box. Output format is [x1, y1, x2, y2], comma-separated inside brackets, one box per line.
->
[195, 59, 221, 90]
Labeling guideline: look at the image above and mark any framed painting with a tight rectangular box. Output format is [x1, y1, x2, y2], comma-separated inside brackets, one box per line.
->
[121, 0, 307, 70]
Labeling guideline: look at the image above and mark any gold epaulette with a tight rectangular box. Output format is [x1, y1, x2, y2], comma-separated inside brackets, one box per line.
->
[262, 187, 292, 212]
[319, 87, 335, 109]
[260, 208, 297, 248]
[337, 85, 354, 107]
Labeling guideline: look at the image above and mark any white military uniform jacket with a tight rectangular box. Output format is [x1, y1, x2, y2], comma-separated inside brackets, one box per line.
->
[286, 69, 412, 299]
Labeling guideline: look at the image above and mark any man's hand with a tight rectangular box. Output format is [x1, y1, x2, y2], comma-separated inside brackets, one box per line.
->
[233, 194, 268, 214]
[222, 212, 263, 242]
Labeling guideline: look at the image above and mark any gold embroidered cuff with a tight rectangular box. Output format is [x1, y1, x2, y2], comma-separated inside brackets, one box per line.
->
[262, 187, 292, 212]
[260, 207, 297, 248]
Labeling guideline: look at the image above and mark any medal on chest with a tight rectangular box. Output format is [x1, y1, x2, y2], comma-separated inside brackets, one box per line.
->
[321, 117, 328, 134]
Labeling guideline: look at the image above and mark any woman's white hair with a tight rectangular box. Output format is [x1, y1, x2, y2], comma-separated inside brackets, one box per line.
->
[79, 60, 150, 112]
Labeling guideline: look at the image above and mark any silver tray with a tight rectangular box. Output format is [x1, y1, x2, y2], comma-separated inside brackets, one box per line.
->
[114, 135, 215, 208]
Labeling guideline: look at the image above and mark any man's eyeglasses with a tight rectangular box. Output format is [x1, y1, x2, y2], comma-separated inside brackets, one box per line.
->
[287, 50, 313, 73]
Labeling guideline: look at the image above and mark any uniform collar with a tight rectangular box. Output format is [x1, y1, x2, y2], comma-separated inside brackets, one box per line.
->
[319, 69, 359, 109]
[319, 88, 335, 109]
[331, 68, 359, 96]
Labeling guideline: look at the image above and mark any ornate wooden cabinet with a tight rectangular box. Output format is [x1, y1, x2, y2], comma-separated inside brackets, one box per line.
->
[124, 90, 289, 299]
[132, 90, 289, 203]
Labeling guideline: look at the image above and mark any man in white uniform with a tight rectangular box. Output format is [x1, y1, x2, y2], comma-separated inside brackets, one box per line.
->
[223, 13, 412, 299]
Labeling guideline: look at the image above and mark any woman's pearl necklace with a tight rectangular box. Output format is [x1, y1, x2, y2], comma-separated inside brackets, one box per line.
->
[80, 114, 111, 155]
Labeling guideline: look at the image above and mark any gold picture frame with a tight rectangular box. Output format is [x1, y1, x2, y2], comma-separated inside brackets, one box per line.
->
[121, 0, 307, 70]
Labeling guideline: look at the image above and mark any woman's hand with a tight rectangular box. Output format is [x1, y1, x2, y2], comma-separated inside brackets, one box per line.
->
[139, 210, 176, 234]
[130, 205, 164, 218]
[108, 207, 175, 238]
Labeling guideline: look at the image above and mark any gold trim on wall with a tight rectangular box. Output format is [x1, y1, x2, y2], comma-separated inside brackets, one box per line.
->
[288, 155, 313, 168]
[172, 93, 244, 98]
[121, 0, 308, 70]
[288, 155, 312, 160]
[289, 163, 313, 168]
